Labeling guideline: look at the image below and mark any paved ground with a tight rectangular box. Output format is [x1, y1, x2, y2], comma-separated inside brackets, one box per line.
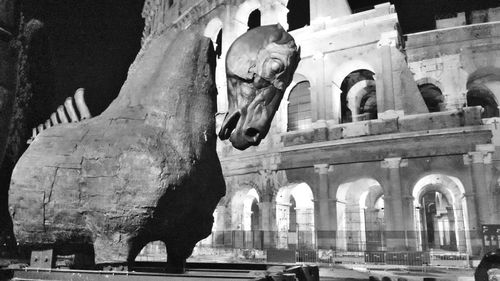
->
[327, 263, 476, 281]
[319, 265, 370, 280]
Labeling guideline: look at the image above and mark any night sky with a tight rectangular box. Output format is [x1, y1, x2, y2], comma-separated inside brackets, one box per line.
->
[24, 0, 144, 122]
[23, 0, 499, 124]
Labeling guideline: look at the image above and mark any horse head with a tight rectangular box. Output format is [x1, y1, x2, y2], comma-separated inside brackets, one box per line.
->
[219, 24, 301, 150]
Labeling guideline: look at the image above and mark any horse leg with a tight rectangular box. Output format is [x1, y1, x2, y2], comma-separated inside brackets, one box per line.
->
[126, 235, 150, 270]
[164, 240, 195, 274]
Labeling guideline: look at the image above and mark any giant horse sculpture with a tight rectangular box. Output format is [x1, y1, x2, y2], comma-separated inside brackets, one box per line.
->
[8, 23, 300, 272]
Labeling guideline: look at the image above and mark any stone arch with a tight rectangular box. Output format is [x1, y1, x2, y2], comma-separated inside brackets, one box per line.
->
[231, 186, 262, 230]
[203, 17, 223, 45]
[339, 69, 376, 123]
[466, 66, 500, 90]
[332, 60, 376, 88]
[203, 17, 223, 58]
[416, 78, 445, 112]
[332, 62, 376, 123]
[412, 174, 469, 253]
[336, 178, 384, 251]
[346, 80, 377, 121]
[287, 81, 312, 131]
[416, 77, 443, 92]
[467, 85, 499, 118]
[234, 0, 261, 36]
[242, 188, 260, 231]
[275, 182, 315, 249]
[279, 73, 310, 132]
[466, 67, 500, 118]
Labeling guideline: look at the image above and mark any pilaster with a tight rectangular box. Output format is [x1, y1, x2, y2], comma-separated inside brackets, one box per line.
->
[258, 168, 278, 248]
[377, 31, 398, 113]
[463, 146, 496, 256]
[381, 157, 412, 251]
[311, 52, 325, 122]
[466, 147, 495, 225]
[314, 164, 334, 248]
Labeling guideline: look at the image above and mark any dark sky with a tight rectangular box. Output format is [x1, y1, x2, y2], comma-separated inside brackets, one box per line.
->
[24, 0, 499, 122]
[25, 0, 144, 120]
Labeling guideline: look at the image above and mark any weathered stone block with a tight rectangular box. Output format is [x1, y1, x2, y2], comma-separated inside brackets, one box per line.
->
[367, 119, 398, 135]
[341, 121, 370, 138]
[312, 127, 328, 143]
[462, 106, 483, 126]
[282, 130, 314, 146]
[328, 126, 343, 140]
[398, 110, 462, 132]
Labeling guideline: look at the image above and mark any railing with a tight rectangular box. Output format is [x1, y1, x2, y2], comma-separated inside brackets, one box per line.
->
[134, 230, 472, 268]
[204, 230, 317, 250]
[428, 249, 470, 268]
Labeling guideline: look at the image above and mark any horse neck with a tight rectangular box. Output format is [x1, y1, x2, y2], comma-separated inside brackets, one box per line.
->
[102, 26, 218, 152]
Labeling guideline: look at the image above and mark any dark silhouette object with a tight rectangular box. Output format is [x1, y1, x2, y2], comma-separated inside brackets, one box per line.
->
[475, 249, 500, 281]
[284, 265, 319, 281]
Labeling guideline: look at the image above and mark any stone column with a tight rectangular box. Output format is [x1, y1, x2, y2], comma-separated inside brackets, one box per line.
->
[402, 193, 417, 250]
[331, 87, 342, 124]
[463, 152, 486, 256]
[213, 205, 227, 246]
[258, 201, 276, 249]
[258, 169, 278, 249]
[314, 164, 334, 249]
[377, 32, 395, 113]
[381, 157, 409, 251]
[311, 52, 325, 122]
[468, 151, 493, 225]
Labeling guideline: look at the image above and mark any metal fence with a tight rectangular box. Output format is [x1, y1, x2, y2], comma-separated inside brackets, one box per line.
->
[195, 230, 472, 267]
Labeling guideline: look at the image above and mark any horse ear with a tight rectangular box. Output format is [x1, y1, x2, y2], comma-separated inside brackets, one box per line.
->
[297, 46, 301, 56]
[276, 23, 284, 30]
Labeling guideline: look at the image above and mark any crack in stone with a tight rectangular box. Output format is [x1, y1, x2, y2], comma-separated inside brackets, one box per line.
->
[43, 167, 59, 231]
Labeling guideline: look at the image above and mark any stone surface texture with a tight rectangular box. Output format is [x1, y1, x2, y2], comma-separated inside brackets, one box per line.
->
[9, 25, 225, 264]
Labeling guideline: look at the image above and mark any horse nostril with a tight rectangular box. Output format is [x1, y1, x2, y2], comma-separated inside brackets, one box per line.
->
[244, 128, 260, 142]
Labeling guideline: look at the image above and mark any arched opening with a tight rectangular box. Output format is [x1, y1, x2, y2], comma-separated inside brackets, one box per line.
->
[340, 70, 377, 123]
[286, 0, 310, 31]
[203, 18, 223, 58]
[215, 29, 222, 59]
[337, 178, 384, 251]
[247, 9, 261, 30]
[419, 83, 444, 112]
[467, 85, 499, 118]
[250, 198, 260, 231]
[412, 174, 469, 253]
[419, 191, 456, 251]
[366, 195, 385, 251]
[230, 188, 261, 249]
[242, 188, 260, 231]
[136, 241, 167, 261]
[287, 81, 312, 131]
[466, 67, 500, 118]
[276, 183, 315, 249]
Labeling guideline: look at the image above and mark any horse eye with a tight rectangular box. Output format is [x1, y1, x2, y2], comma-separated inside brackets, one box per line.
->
[270, 60, 283, 73]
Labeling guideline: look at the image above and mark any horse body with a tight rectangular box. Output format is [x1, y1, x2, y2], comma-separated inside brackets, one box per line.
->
[9, 24, 300, 272]
[10, 26, 223, 269]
